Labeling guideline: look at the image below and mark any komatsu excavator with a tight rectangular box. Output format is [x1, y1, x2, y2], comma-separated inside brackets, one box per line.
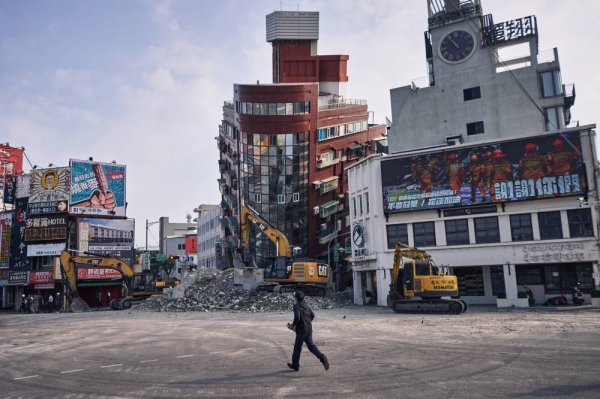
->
[240, 205, 329, 296]
[60, 250, 179, 312]
[387, 243, 467, 314]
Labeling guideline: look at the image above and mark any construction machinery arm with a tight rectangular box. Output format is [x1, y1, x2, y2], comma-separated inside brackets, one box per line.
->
[390, 243, 433, 286]
[240, 205, 291, 257]
[59, 250, 135, 298]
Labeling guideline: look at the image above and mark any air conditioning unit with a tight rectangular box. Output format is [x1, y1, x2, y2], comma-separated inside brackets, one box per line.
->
[320, 223, 327, 231]
[336, 220, 342, 231]
[313, 206, 320, 215]
[341, 156, 347, 161]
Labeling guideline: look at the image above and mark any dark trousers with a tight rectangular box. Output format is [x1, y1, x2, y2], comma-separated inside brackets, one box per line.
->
[291, 331, 324, 368]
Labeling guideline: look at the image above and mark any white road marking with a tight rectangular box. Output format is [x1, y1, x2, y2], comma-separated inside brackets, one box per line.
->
[140, 359, 158, 363]
[61, 369, 84, 374]
[176, 355, 194, 358]
[14, 375, 39, 380]
[209, 351, 224, 354]
[101, 364, 123, 368]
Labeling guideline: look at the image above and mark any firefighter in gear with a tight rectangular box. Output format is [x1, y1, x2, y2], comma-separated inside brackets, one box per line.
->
[547, 138, 578, 176]
[411, 157, 437, 194]
[446, 154, 465, 193]
[483, 151, 495, 198]
[517, 143, 549, 180]
[489, 149, 513, 200]
[468, 154, 487, 202]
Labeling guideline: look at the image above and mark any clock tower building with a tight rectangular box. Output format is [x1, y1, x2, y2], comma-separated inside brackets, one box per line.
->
[388, 0, 574, 153]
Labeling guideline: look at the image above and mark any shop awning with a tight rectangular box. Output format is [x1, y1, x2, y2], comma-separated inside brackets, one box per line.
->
[78, 281, 123, 287]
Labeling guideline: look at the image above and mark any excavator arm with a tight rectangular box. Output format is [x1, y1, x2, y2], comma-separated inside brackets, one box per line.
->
[390, 243, 433, 286]
[240, 205, 292, 257]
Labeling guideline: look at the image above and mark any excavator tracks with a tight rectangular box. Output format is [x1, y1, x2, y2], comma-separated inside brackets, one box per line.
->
[392, 299, 467, 315]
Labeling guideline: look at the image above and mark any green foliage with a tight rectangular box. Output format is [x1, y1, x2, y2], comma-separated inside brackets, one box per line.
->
[590, 290, 600, 298]
[517, 291, 528, 299]
[496, 292, 507, 299]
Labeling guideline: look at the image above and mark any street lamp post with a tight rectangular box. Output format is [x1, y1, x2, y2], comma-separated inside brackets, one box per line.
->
[328, 230, 351, 292]
[145, 219, 160, 269]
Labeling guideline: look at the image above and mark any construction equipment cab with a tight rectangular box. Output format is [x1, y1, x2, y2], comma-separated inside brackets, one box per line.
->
[240, 205, 329, 296]
[387, 243, 467, 314]
[59, 250, 179, 312]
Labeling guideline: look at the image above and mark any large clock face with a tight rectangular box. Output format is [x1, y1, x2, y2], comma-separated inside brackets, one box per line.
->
[438, 30, 476, 64]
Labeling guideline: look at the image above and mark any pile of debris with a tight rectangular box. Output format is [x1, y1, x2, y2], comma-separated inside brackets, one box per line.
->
[133, 267, 354, 313]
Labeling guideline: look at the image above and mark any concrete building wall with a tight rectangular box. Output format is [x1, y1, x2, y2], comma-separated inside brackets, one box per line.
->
[159, 217, 196, 254]
[196, 204, 223, 269]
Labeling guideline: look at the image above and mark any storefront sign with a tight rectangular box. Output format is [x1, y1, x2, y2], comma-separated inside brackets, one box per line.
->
[522, 243, 586, 262]
[443, 205, 497, 217]
[0, 144, 24, 176]
[8, 270, 29, 285]
[28, 168, 71, 215]
[382, 132, 585, 214]
[24, 214, 68, 243]
[16, 174, 30, 198]
[9, 197, 31, 270]
[0, 213, 12, 268]
[27, 243, 66, 257]
[34, 283, 55, 290]
[77, 267, 122, 280]
[30, 270, 55, 284]
[70, 160, 126, 217]
[2, 175, 16, 204]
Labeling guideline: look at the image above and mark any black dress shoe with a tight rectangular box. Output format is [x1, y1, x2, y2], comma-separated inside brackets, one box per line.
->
[321, 356, 329, 371]
[287, 363, 299, 371]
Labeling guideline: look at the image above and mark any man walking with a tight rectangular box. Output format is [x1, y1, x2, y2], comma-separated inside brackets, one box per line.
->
[286, 291, 329, 372]
[47, 294, 54, 313]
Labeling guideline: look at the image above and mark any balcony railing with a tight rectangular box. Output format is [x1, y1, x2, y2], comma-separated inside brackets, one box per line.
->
[410, 75, 435, 89]
[318, 99, 367, 111]
[537, 48, 558, 64]
[564, 83, 576, 108]
[320, 200, 340, 218]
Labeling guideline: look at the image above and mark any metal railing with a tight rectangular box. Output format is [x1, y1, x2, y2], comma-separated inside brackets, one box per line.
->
[537, 48, 557, 64]
[318, 99, 367, 111]
[318, 231, 337, 245]
[410, 75, 435, 89]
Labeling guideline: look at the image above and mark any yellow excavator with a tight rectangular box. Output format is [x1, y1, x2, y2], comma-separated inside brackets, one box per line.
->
[240, 205, 330, 296]
[59, 250, 179, 312]
[387, 243, 467, 314]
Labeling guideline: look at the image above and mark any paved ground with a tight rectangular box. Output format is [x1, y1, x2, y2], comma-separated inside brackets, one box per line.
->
[1, 305, 600, 398]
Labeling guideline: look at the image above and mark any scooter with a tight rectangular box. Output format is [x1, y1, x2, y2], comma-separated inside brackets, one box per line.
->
[544, 294, 568, 306]
[571, 284, 585, 306]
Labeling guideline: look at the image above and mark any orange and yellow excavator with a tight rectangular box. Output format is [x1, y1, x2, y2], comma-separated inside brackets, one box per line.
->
[239, 205, 329, 296]
[60, 250, 179, 312]
[387, 243, 467, 314]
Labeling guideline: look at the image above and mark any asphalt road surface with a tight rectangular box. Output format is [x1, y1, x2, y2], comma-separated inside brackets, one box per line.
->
[1, 306, 599, 398]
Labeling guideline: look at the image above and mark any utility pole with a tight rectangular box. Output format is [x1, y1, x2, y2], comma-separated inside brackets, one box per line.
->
[145, 219, 160, 270]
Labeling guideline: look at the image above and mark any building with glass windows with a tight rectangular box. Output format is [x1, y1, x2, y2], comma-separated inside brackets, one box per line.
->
[347, 0, 599, 306]
[216, 11, 386, 285]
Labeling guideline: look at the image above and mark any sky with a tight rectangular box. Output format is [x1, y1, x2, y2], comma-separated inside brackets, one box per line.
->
[2, 0, 599, 247]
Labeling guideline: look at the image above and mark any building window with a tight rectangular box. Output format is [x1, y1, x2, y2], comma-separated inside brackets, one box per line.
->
[490, 266, 506, 296]
[516, 265, 543, 285]
[544, 264, 594, 294]
[347, 145, 364, 159]
[364, 193, 369, 214]
[255, 193, 262, 203]
[277, 194, 285, 204]
[352, 197, 357, 218]
[567, 209, 593, 238]
[544, 106, 565, 131]
[454, 267, 485, 296]
[359, 195, 363, 216]
[293, 192, 299, 202]
[540, 70, 563, 97]
[413, 222, 436, 247]
[510, 214, 533, 241]
[538, 211, 563, 240]
[474, 216, 500, 243]
[463, 86, 481, 101]
[466, 121, 485, 136]
[387, 224, 408, 249]
[445, 219, 469, 245]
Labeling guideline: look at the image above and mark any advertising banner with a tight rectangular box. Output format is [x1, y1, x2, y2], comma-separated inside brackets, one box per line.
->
[0, 213, 12, 268]
[24, 214, 68, 243]
[2, 175, 16, 204]
[27, 243, 66, 257]
[8, 270, 28, 285]
[29, 167, 71, 214]
[34, 283, 55, 290]
[70, 160, 126, 217]
[78, 218, 135, 266]
[9, 197, 31, 270]
[16, 175, 30, 198]
[381, 132, 585, 214]
[77, 267, 122, 280]
[30, 270, 55, 284]
[0, 145, 24, 176]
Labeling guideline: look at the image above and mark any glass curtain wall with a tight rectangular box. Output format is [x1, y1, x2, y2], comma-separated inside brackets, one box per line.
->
[241, 132, 309, 268]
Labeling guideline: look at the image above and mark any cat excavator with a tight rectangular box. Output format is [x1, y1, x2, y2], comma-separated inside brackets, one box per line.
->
[59, 250, 179, 312]
[387, 243, 467, 314]
[240, 205, 329, 296]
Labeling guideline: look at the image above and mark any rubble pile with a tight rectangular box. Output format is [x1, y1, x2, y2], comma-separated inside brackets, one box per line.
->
[133, 267, 354, 313]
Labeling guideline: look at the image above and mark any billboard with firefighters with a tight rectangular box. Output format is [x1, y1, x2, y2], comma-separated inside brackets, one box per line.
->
[382, 133, 585, 213]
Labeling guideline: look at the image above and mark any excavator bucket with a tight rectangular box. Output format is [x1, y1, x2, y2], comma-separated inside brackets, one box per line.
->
[70, 297, 91, 313]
